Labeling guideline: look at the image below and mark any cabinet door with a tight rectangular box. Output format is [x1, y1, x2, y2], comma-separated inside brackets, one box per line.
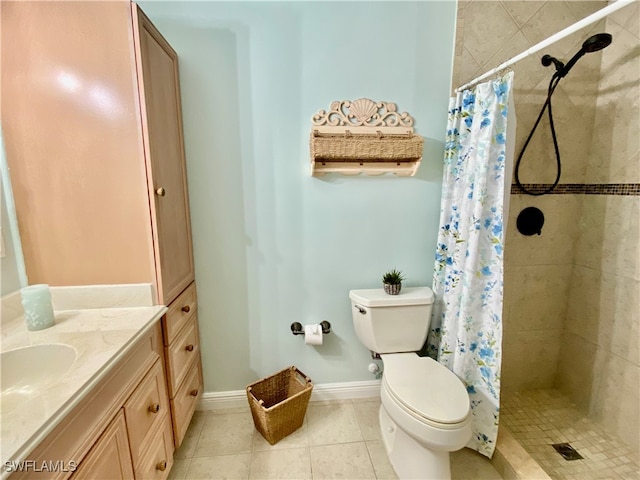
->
[132, 5, 195, 305]
[72, 410, 134, 480]
[0, 1, 156, 287]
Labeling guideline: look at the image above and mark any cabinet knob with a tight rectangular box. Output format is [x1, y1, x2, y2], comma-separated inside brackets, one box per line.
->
[156, 460, 167, 472]
[155, 187, 166, 197]
[190, 389, 199, 397]
[148, 403, 160, 413]
[185, 344, 194, 352]
[181, 305, 191, 313]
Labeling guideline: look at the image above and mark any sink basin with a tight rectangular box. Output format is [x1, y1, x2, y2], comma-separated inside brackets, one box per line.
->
[1, 344, 76, 414]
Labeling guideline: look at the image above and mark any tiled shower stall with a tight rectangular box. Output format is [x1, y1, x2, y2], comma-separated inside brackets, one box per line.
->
[452, 0, 639, 476]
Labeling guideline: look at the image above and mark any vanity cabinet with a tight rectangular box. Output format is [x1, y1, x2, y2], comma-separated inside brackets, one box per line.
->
[11, 323, 173, 480]
[1, 1, 203, 450]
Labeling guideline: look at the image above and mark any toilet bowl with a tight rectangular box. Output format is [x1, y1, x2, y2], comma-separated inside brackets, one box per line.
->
[349, 287, 471, 479]
[379, 353, 471, 479]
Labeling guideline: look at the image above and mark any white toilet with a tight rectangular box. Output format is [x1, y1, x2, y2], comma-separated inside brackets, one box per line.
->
[350, 287, 471, 480]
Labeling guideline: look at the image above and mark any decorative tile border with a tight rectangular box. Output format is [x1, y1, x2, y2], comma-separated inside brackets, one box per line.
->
[511, 183, 640, 195]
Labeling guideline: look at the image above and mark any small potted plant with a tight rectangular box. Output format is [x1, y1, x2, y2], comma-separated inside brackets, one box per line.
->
[382, 268, 405, 295]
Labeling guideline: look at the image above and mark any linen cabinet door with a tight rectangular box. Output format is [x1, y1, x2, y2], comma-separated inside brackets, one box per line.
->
[132, 4, 195, 305]
[1, 1, 156, 288]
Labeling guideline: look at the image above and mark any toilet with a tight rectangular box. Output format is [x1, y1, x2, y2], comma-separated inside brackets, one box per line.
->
[350, 287, 471, 480]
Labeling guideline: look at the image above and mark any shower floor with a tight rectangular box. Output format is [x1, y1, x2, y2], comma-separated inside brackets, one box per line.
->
[501, 389, 639, 480]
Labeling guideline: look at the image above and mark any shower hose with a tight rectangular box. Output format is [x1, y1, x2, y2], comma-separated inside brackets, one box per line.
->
[514, 72, 563, 196]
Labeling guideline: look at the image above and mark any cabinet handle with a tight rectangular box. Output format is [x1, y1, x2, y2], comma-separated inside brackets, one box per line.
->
[155, 187, 166, 196]
[148, 403, 160, 413]
[156, 460, 167, 472]
[190, 389, 199, 397]
[185, 344, 194, 352]
[181, 305, 190, 313]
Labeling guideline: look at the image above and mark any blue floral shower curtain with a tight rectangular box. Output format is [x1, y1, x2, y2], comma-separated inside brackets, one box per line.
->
[427, 72, 514, 458]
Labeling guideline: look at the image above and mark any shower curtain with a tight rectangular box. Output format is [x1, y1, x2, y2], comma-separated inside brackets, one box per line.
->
[427, 72, 514, 458]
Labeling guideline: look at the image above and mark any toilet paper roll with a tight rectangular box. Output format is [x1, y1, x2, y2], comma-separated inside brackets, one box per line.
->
[304, 324, 323, 346]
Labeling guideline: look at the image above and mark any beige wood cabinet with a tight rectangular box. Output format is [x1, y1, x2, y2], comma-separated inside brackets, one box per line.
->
[12, 323, 173, 480]
[1, 1, 203, 450]
[1, 1, 192, 306]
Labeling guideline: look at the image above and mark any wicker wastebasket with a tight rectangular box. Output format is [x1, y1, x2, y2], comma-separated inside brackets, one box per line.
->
[246, 366, 313, 445]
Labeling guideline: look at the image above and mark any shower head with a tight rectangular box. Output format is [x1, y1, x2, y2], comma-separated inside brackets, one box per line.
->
[582, 33, 612, 53]
[542, 32, 613, 78]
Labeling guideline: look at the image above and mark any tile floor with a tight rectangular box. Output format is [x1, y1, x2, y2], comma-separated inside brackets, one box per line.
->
[501, 389, 640, 480]
[168, 398, 502, 479]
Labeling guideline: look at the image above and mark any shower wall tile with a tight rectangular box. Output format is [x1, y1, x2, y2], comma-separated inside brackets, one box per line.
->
[590, 349, 640, 453]
[503, 265, 572, 333]
[509, 34, 552, 98]
[564, 1, 610, 24]
[499, 1, 545, 30]
[623, 2, 639, 38]
[556, 332, 599, 411]
[607, 0, 639, 39]
[501, 328, 562, 392]
[588, 21, 640, 184]
[511, 95, 559, 184]
[566, 266, 640, 366]
[455, 46, 482, 90]
[551, 115, 593, 183]
[520, 2, 589, 60]
[511, 99, 593, 185]
[480, 31, 534, 86]
[573, 196, 640, 280]
[505, 194, 581, 267]
[463, 1, 520, 68]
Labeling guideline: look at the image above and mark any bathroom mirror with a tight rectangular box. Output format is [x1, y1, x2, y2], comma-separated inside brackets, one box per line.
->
[0, 126, 28, 295]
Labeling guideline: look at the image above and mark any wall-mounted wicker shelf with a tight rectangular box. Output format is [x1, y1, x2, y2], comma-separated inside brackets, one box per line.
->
[309, 98, 423, 177]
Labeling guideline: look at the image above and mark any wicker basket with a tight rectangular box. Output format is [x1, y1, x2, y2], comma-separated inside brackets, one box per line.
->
[246, 366, 313, 445]
[310, 132, 423, 163]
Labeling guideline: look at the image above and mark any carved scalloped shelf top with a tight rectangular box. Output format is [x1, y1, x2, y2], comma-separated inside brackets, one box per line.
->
[312, 98, 415, 134]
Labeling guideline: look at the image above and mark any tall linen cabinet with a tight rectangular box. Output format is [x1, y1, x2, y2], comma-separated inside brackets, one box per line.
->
[1, 1, 203, 448]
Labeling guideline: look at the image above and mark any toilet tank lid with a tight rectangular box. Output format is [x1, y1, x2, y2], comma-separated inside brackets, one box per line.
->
[349, 287, 434, 307]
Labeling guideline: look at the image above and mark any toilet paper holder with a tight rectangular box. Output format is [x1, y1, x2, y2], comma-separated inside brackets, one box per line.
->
[291, 321, 331, 336]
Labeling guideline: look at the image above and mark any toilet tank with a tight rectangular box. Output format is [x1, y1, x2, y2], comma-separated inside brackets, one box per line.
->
[349, 287, 434, 354]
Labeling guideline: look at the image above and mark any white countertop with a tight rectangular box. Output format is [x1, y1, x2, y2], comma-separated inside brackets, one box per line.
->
[0, 285, 167, 473]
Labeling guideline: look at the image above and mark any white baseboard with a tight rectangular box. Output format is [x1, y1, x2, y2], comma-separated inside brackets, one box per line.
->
[198, 379, 381, 411]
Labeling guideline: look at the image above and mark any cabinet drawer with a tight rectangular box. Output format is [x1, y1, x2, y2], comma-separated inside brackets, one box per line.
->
[165, 315, 200, 396]
[170, 360, 202, 447]
[162, 282, 197, 346]
[123, 359, 169, 466]
[134, 414, 174, 480]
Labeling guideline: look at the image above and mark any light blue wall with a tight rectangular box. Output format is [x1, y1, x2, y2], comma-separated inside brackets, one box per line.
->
[140, 1, 457, 391]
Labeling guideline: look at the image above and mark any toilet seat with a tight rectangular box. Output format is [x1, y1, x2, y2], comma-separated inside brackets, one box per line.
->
[380, 353, 469, 428]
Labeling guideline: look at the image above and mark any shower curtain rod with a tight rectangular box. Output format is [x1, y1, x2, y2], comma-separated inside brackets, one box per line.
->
[455, 0, 636, 92]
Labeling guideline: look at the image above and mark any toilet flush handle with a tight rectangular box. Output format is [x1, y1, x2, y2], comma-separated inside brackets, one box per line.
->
[354, 305, 366, 315]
